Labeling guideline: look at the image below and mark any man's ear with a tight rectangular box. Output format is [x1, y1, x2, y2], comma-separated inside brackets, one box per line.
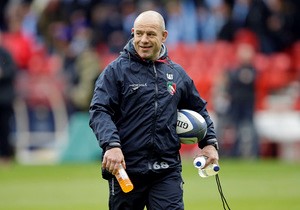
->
[162, 30, 168, 43]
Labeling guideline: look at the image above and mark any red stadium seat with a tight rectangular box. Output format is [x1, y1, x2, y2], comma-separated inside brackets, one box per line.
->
[290, 41, 300, 76]
[267, 53, 292, 90]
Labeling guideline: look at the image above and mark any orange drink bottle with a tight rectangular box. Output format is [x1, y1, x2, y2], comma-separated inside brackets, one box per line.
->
[115, 164, 134, 193]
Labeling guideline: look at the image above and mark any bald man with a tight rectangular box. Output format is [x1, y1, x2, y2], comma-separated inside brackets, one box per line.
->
[90, 10, 219, 210]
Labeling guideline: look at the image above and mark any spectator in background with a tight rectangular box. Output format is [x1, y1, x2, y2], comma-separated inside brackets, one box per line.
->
[89, 3, 126, 54]
[41, 8, 101, 113]
[165, 0, 198, 46]
[36, 0, 65, 53]
[68, 25, 102, 112]
[231, 0, 251, 29]
[120, 0, 137, 37]
[197, 0, 231, 42]
[226, 43, 259, 158]
[1, 1, 33, 71]
[0, 0, 9, 31]
[217, 0, 238, 41]
[0, 30, 17, 164]
[263, 0, 297, 52]
[243, 0, 282, 54]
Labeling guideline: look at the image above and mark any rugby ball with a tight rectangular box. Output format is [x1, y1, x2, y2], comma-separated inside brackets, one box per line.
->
[176, 109, 207, 144]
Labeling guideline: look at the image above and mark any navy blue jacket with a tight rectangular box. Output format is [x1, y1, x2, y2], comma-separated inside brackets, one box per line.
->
[89, 40, 217, 176]
[0, 47, 16, 106]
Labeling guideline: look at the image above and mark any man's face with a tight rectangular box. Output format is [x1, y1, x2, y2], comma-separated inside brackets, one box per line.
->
[132, 19, 167, 61]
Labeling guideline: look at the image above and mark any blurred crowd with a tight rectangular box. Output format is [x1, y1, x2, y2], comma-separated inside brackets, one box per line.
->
[1, 0, 300, 162]
[1, 0, 300, 54]
[0, 0, 299, 107]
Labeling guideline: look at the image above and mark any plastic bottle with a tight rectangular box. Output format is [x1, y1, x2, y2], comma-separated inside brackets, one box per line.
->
[115, 164, 134, 193]
[193, 156, 207, 169]
[198, 163, 220, 178]
[193, 156, 220, 178]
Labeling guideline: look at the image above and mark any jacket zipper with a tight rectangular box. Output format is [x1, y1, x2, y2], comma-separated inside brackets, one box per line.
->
[148, 62, 158, 170]
[153, 63, 158, 117]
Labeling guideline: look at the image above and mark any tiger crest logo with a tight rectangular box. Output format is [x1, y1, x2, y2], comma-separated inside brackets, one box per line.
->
[167, 81, 176, 95]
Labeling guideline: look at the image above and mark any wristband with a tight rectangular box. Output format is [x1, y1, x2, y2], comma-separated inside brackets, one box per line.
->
[199, 138, 219, 151]
[106, 142, 121, 151]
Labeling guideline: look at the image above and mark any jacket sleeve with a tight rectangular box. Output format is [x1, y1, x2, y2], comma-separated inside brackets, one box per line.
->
[0, 49, 16, 81]
[89, 65, 121, 150]
[178, 73, 218, 149]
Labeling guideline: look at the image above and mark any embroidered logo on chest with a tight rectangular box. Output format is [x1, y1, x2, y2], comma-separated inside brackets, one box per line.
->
[166, 73, 173, 80]
[167, 81, 176, 95]
[129, 83, 147, 91]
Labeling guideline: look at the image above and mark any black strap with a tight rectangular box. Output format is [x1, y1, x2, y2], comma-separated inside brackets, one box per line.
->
[215, 174, 231, 210]
[106, 142, 121, 151]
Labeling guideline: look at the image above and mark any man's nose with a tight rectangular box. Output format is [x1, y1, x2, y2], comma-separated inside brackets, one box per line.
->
[141, 34, 149, 42]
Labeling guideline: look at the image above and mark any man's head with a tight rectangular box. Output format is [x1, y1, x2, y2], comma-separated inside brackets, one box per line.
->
[131, 10, 168, 61]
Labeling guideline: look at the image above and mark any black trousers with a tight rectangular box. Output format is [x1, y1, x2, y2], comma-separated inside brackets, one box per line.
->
[108, 169, 184, 210]
[0, 105, 14, 158]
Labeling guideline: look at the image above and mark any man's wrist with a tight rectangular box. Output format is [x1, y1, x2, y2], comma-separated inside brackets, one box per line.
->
[206, 142, 219, 151]
[106, 142, 121, 151]
[208, 140, 219, 151]
[200, 138, 219, 151]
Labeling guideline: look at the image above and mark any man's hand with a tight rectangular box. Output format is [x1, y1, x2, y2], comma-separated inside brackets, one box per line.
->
[102, 147, 125, 175]
[196, 145, 219, 168]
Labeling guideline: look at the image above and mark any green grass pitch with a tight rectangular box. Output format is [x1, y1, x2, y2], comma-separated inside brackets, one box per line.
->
[0, 158, 300, 210]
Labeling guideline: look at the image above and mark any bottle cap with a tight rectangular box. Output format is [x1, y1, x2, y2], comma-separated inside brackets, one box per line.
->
[193, 156, 206, 169]
[213, 164, 220, 172]
[195, 161, 203, 168]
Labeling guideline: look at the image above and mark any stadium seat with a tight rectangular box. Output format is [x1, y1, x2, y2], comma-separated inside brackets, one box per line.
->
[267, 53, 292, 90]
[168, 42, 190, 69]
[101, 53, 118, 67]
[290, 41, 300, 75]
